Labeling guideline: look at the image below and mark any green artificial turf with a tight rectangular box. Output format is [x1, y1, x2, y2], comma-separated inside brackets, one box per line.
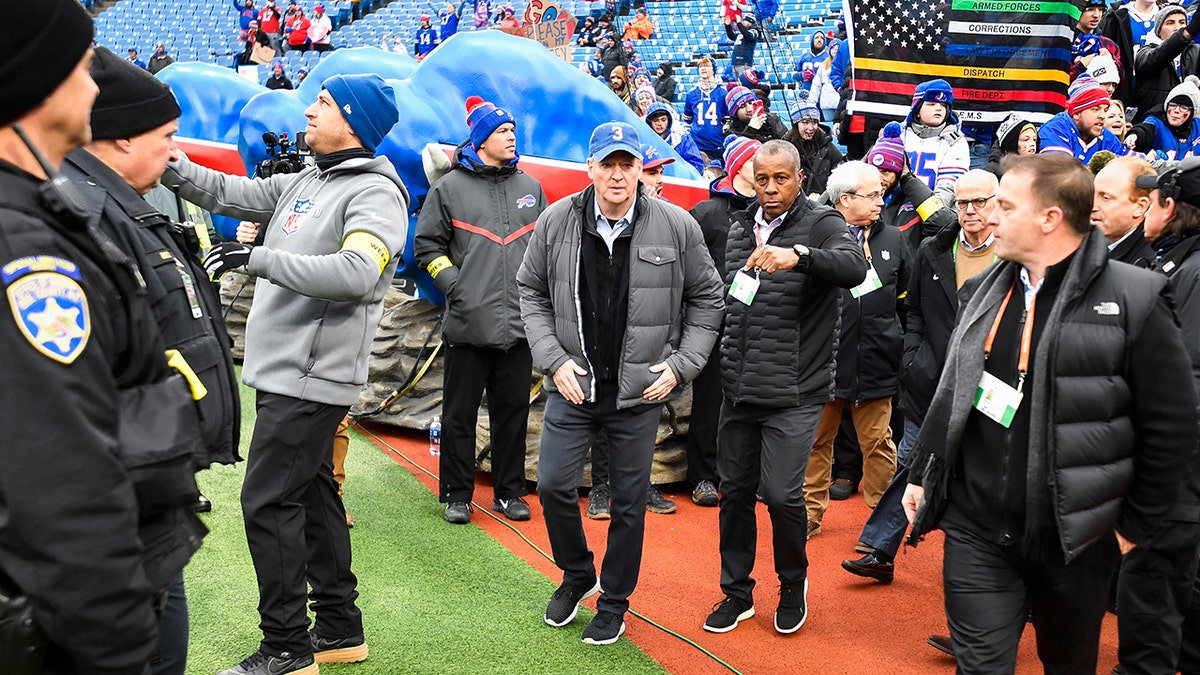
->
[184, 381, 666, 675]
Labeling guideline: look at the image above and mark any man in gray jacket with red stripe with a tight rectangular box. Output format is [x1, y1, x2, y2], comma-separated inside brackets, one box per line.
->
[518, 121, 723, 646]
[415, 96, 547, 525]
[163, 73, 407, 675]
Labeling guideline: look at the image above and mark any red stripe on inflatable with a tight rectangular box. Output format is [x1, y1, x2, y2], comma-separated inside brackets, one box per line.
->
[177, 139, 247, 176]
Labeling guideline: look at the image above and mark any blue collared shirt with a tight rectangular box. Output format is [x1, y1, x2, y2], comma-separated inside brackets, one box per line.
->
[593, 198, 637, 254]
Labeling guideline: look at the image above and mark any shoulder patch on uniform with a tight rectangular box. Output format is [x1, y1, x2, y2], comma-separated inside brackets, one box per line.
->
[1, 256, 81, 284]
[7, 272, 91, 364]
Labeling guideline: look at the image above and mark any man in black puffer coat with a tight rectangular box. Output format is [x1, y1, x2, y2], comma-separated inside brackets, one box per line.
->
[902, 154, 1198, 674]
[703, 140, 865, 636]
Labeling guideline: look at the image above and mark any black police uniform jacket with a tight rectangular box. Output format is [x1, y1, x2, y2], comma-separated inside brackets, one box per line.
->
[64, 148, 241, 466]
[833, 218, 909, 403]
[909, 230, 1199, 561]
[0, 163, 206, 671]
[720, 196, 866, 408]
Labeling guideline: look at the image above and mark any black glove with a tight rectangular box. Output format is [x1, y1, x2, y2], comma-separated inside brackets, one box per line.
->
[203, 242, 253, 279]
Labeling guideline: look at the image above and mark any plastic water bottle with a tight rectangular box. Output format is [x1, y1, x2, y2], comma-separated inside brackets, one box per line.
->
[428, 415, 442, 457]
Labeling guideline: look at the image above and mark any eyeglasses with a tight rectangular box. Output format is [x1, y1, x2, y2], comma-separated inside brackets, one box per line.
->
[954, 194, 996, 211]
[1167, 103, 1194, 114]
[849, 190, 883, 201]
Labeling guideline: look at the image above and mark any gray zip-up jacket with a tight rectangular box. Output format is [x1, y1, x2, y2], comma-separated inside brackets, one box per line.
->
[162, 154, 409, 406]
[517, 185, 724, 409]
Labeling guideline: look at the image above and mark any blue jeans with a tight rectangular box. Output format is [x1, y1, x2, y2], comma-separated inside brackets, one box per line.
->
[856, 416, 919, 558]
[969, 141, 990, 170]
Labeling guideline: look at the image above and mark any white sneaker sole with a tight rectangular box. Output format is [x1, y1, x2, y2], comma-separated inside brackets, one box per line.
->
[774, 578, 809, 634]
[544, 579, 601, 627]
[582, 621, 626, 645]
[703, 606, 755, 633]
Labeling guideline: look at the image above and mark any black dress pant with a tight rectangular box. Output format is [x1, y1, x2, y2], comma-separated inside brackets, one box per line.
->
[716, 400, 821, 603]
[537, 385, 662, 616]
[1116, 518, 1200, 675]
[439, 342, 532, 503]
[941, 514, 1120, 675]
[684, 344, 720, 486]
[242, 391, 361, 656]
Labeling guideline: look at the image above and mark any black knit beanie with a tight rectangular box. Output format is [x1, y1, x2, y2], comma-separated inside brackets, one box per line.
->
[0, 0, 94, 127]
[90, 47, 182, 140]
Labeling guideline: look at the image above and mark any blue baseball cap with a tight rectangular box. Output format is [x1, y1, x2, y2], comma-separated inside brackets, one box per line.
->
[589, 121, 641, 161]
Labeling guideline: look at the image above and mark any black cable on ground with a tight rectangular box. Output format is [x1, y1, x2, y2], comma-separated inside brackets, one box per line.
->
[353, 422, 744, 675]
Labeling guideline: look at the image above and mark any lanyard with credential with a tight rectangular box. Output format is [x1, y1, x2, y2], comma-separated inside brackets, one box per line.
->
[982, 285, 1036, 393]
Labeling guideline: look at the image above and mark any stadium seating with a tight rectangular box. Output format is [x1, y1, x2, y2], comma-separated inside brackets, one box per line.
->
[95, 0, 841, 116]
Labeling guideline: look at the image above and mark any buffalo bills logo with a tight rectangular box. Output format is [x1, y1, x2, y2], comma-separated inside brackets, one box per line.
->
[516, 194, 536, 209]
[281, 198, 315, 236]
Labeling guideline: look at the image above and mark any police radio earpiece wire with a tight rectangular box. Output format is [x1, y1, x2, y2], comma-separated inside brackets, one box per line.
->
[13, 123, 91, 226]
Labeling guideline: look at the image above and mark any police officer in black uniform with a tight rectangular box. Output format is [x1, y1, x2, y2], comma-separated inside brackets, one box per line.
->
[0, 2, 207, 672]
[59, 47, 243, 675]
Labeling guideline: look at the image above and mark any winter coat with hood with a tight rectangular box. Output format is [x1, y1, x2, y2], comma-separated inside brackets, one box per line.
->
[902, 80, 970, 208]
[784, 123, 843, 197]
[806, 44, 841, 111]
[646, 102, 705, 172]
[516, 185, 724, 410]
[414, 142, 547, 350]
[1128, 76, 1200, 159]
[654, 64, 677, 102]
[1132, 9, 1200, 123]
[794, 30, 828, 85]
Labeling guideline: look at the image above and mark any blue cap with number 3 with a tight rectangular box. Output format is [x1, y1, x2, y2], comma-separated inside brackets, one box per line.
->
[589, 121, 642, 161]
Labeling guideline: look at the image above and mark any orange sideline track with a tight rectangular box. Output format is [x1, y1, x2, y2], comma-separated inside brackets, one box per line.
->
[358, 422, 1120, 675]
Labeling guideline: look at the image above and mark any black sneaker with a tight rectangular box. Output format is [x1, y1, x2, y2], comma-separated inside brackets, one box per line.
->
[586, 484, 610, 520]
[216, 650, 317, 675]
[311, 631, 368, 664]
[702, 595, 754, 633]
[444, 501, 471, 524]
[544, 578, 601, 627]
[691, 480, 719, 507]
[492, 496, 531, 521]
[581, 610, 626, 645]
[774, 579, 808, 634]
[646, 485, 677, 514]
[927, 634, 954, 657]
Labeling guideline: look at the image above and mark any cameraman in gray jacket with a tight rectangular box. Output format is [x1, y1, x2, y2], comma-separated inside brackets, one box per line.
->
[162, 74, 407, 675]
[517, 121, 723, 646]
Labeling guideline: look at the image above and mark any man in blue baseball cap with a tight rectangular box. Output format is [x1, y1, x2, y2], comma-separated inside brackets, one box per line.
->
[161, 72, 409, 675]
[517, 121, 723, 646]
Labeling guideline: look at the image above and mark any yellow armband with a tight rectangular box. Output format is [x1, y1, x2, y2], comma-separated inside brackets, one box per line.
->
[342, 231, 392, 274]
[426, 255, 454, 279]
[916, 196, 944, 221]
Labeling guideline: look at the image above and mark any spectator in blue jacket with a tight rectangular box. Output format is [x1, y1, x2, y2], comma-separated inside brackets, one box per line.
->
[127, 48, 147, 69]
[438, 2, 460, 40]
[415, 13, 440, 59]
[724, 15, 762, 75]
[645, 102, 705, 172]
[794, 30, 827, 89]
[1040, 75, 1130, 163]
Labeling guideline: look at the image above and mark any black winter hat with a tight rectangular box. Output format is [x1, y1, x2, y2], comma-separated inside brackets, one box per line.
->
[90, 47, 182, 140]
[0, 0, 94, 127]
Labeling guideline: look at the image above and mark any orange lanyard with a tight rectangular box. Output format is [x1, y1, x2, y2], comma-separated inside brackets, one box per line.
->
[982, 285, 1036, 392]
[862, 235, 872, 262]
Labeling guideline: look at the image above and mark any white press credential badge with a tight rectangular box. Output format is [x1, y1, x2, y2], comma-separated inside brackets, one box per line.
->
[850, 264, 883, 299]
[974, 371, 1022, 428]
[729, 269, 760, 305]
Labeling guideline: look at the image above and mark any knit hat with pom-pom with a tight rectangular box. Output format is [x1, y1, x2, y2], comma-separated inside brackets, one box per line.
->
[866, 121, 907, 174]
[465, 95, 516, 150]
[723, 134, 762, 178]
